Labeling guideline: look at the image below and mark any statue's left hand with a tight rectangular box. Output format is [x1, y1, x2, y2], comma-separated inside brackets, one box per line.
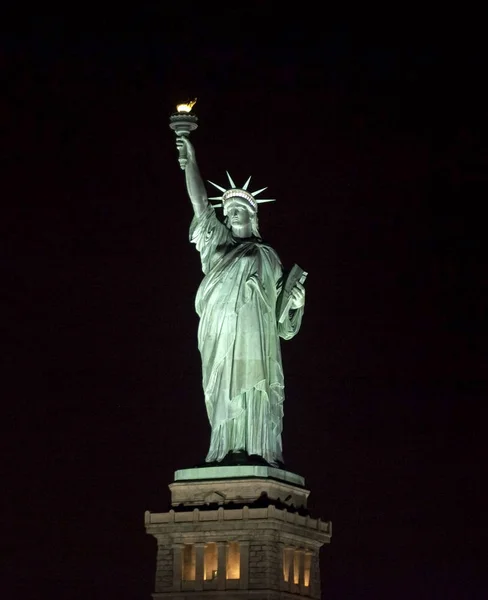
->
[290, 281, 306, 309]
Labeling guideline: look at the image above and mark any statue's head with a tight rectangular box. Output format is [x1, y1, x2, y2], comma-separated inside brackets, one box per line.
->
[208, 173, 274, 239]
[223, 197, 260, 238]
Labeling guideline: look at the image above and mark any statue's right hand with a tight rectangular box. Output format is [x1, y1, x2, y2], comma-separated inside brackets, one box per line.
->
[176, 136, 195, 163]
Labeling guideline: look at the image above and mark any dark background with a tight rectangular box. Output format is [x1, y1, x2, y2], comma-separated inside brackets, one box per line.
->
[3, 8, 485, 600]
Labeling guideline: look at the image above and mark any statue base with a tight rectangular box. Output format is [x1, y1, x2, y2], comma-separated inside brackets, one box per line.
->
[203, 449, 284, 469]
[170, 463, 308, 510]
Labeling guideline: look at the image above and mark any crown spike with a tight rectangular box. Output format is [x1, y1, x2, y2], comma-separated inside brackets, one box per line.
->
[251, 186, 268, 196]
[256, 198, 276, 204]
[208, 180, 227, 193]
[242, 176, 252, 191]
[226, 171, 237, 188]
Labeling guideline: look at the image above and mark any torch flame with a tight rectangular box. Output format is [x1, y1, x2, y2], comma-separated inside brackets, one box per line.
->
[176, 98, 197, 113]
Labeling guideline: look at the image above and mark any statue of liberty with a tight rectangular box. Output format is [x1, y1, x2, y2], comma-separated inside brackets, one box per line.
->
[176, 136, 306, 467]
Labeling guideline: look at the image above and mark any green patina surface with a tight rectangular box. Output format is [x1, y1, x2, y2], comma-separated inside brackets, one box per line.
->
[175, 465, 305, 487]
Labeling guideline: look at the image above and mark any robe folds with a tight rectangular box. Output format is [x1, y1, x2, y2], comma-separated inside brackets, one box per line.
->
[190, 205, 303, 465]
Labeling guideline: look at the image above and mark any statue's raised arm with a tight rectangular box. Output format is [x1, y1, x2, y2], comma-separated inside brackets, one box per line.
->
[176, 137, 208, 218]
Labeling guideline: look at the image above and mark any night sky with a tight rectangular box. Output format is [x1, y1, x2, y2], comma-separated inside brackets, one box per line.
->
[4, 11, 485, 600]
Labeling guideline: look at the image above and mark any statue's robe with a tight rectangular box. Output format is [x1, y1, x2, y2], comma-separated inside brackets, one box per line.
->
[190, 206, 303, 465]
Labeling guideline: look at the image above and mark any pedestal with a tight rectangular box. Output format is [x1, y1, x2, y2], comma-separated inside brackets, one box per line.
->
[145, 466, 331, 599]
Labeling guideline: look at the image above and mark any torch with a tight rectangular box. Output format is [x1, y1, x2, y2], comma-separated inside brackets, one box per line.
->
[169, 98, 198, 170]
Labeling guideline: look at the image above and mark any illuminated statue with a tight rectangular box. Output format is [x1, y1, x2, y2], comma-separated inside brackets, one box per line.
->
[176, 135, 305, 467]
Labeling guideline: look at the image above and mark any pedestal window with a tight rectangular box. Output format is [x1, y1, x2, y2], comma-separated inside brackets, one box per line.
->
[303, 552, 312, 587]
[293, 549, 300, 584]
[182, 544, 196, 581]
[181, 540, 242, 587]
[204, 543, 218, 581]
[226, 542, 240, 579]
[283, 547, 294, 582]
[283, 547, 312, 588]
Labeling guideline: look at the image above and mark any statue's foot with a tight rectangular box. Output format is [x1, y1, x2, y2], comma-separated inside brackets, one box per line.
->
[222, 450, 254, 466]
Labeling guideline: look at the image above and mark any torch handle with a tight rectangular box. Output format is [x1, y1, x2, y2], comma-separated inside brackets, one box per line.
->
[177, 132, 189, 170]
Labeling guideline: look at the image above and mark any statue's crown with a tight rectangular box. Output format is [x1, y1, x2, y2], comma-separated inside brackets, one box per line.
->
[208, 172, 275, 213]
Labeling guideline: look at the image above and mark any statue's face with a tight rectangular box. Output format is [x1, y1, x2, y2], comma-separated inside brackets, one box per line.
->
[227, 204, 251, 230]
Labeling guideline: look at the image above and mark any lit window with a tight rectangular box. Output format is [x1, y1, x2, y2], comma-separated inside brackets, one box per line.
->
[283, 547, 293, 582]
[283, 547, 310, 585]
[293, 550, 300, 584]
[204, 543, 218, 581]
[182, 545, 196, 581]
[303, 552, 311, 587]
[226, 542, 240, 579]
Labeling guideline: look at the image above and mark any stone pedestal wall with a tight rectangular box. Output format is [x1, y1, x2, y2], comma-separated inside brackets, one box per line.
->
[145, 473, 331, 600]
